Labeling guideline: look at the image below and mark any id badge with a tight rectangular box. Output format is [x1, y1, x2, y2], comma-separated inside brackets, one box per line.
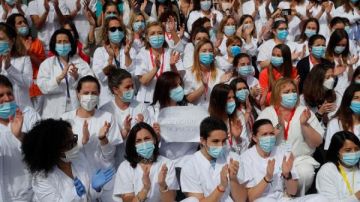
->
[281, 142, 292, 153]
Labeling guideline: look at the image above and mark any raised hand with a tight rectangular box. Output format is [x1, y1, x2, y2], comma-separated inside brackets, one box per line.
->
[82, 120, 90, 145]
[10, 108, 23, 140]
[91, 167, 115, 192]
[170, 51, 180, 66]
[266, 159, 275, 181]
[68, 63, 79, 80]
[230, 119, 243, 139]
[99, 121, 111, 140]
[158, 164, 168, 188]
[44, 0, 50, 13]
[124, 39, 132, 55]
[123, 114, 132, 132]
[228, 158, 239, 182]
[142, 165, 151, 190]
[220, 164, 229, 188]
[135, 113, 144, 123]
[282, 153, 294, 177]
[300, 108, 311, 125]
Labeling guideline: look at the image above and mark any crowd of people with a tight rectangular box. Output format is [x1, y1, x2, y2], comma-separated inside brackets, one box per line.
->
[0, 0, 360, 201]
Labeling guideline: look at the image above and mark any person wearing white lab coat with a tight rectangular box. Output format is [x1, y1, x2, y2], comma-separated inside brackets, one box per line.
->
[113, 122, 179, 202]
[180, 117, 247, 202]
[183, 26, 210, 70]
[100, 68, 150, 166]
[215, 35, 243, 73]
[22, 119, 116, 202]
[316, 130, 360, 202]
[0, 75, 40, 202]
[92, 17, 136, 107]
[135, 21, 184, 104]
[0, 22, 32, 109]
[240, 118, 327, 202]
[257, 78, 324, 196]
[61, 75, 122, 202]
[37, 29, 93, 119]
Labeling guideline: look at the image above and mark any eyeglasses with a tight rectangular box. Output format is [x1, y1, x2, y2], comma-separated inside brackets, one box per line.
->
[109, 27, 122, 32]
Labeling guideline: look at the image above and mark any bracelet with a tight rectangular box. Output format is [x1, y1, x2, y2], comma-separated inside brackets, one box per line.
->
[263, 176, 272, 183]
[217, 185, 225, 193]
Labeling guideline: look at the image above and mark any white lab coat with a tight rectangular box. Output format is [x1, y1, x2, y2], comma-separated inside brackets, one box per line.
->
[324, 118, 360, 150]
[187, 9, 223, 33]
[32, 153, 103, 202]
[0, 56, 33, 109]
[183, 43, 195, 70]
[180, 150, 248, 202]
[113, 156, 179, 201]
[92, 46, 136, 107]
[134, 47, 184, 103]
[0, 106, 40, 202]
[316, 162, 360, 202]
[257, 39, 301, 64]
[37, 55, 94, 119]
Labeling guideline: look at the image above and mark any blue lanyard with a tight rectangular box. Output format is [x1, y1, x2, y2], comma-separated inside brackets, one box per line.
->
[57, 57, 70, 98]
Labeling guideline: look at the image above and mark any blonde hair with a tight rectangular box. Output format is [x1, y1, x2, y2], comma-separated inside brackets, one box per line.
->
[218, 15, 236, 35]
[129, 12, 146, 32]
[270, 78, 298, 107]
[192, 39, 217, 82]
[226, 35, 242, 47]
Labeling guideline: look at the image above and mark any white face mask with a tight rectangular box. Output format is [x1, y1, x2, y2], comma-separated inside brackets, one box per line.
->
[61, 145, 80, 163]
[323, 77, 335, 90]
[80, 95, 99, 111]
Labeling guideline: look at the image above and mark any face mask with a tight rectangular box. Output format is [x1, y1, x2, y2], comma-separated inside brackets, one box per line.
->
[5, 0, 15, 6]
[230, 45, 241, 57]
[323, 77, 335, 90]
[136, 141, 155, 159]
[236, 89, 249, 102]
[334, 46, 345, 54]
[345, 26, 351, 35]
[149, 35, 165, 49]
[311, 46, 326, 58]
[277, 30, 289, 41]
[61, 145, 80, 163]
[0, 41, 10, 55]
[200, 0, 212, 11]
[304, 29, 316, 38]
[226, 101, 236, 115]
[80, 95, 99, 111]
[105, 13, 117, 19]
[108, 30, 124, 44]
[199, 52, 214, 66]
[341, 152, 360, 167]
[207, 145, 223, 159]
[224, 25, 236, 36]
[122, 89, 134, 103]
[0, 101, 17, 119]
[18, 26, 29, 36]
[281, 92, 298, 109]
[350, 101, 360, 115]
[55, 43, 71, 57]
[170, 86, 184, 102]
[133, 21, 145, 32]
[237, 65, 254, 77]
[259, 135, 276, 153]
[271, 56, 284, 67]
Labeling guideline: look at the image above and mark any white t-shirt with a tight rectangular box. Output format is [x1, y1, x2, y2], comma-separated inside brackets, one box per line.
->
[257, 105, 324, 157]
[180, 150, 248, 202]
[135, 47, 184, 103]
[324, 118, 360, 150]
[316, 162, 360, 202]
[113, 156, 179, 201]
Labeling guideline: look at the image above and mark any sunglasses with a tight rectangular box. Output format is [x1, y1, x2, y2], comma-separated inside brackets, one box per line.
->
[109, 27, 122, 32]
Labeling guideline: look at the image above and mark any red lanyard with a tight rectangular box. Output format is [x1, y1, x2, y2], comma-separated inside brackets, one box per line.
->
[275, 107, 296, 141]
[150, 48, 165, 78]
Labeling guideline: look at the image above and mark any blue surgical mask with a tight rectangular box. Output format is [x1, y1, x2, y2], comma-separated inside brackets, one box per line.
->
[199, 52, 214, 66]
[281, 92, 298, 109]
[259, 135, 276, 153]
[18, 26, 29, 36]
[345, 26, 351, 35]
[136, 141, 155, 159]
[133, 21, 145, 32]
[311, 46, 326, 58]
[304, 29, 316, 38]
[230, 45, 241, 57]
[209, 28, 216, 40]
[350, 101, 360, 115]
[200, 0, 212, 11]
[5, 0, 15, 6]
[236, 89, 249, 102]
[55, 43, 71, 57]
[0, 41, 9, 55]
[341, 152, 360, 167]
[207, 145, 224, 159]
[0, 101, 17, 119]
[277, 30, 288, 41]
[109, 30, 124, 44]
[105, 13, 117, 19]
[237, 65, 254, 77]
[122, 89, 134, 103]
[334, 46, 345, 54]
[224, 25, 236, 36]
[149, 35, 165, 49]
[170, 86, 184, 102]
[271, 56, 283, 67]
[226, 101, 236, 115]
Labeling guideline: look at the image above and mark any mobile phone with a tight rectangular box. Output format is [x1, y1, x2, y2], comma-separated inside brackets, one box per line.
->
[281, 9, 291, 16]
